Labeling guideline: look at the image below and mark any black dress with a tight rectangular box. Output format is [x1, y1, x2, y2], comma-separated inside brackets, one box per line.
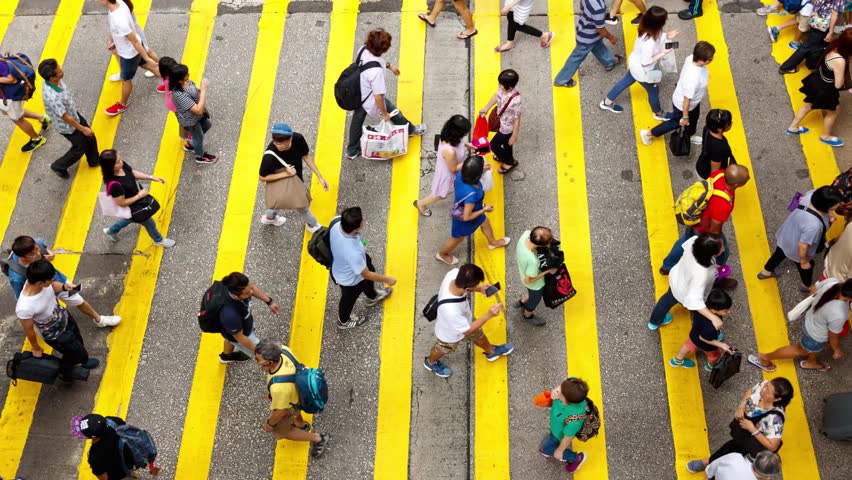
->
[799, 55, 843, 110]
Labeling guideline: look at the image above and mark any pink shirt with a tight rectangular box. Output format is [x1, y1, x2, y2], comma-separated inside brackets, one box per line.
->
[164, 78, 176, 112]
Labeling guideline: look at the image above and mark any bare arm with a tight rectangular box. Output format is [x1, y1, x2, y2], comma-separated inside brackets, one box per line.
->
[830, 57, 847, 89]
[124, 31, 153, 64]
[553, 435, 574, 459]
[478, 93, 499, 116]
[362, 268, 396, 286]
[231, 330, 257, 353]
[697, 307, 723, 330]
[798, 241, 811, 266]
[19, 319, 42, 355]
[249, 281, 279, 314]
[0, 73, 16, 84]
[302, 154, 329, 190]
[442, 149, 457, 172]
[259, 169, 296, 182]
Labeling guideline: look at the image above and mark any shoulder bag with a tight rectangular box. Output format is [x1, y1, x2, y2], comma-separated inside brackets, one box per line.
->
[487, 92, 519, 132]
[263, 149, 312, 211]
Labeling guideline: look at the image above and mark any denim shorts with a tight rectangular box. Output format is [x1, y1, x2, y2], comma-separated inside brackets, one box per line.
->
[119, 54, 144, 81]
[800, 324, 825, 353]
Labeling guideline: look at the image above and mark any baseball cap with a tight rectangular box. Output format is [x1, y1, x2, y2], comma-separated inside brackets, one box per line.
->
[271, 123, 293, 137]
[70, 414, 107, 439]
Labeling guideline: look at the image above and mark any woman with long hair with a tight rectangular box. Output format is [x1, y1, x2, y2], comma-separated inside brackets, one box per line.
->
[414, 115, 473, 217]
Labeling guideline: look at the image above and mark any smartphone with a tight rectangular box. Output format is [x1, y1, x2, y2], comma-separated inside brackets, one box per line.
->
[485, 282, 502, 297]
[70, 283, 82, 294]
[665, 41, 679, 49]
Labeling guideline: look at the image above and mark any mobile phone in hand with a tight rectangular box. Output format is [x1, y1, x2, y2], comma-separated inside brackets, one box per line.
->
[665, 41, 679, 49]
[485, 282, 502, 297]
[70, 283, 82, 294]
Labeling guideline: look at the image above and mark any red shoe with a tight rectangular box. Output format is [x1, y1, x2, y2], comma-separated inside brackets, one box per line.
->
[105, 102, 127, 116]
[156, 83, 166, 93]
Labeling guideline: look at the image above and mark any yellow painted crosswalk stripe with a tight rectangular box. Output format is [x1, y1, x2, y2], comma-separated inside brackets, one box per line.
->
[619, 3, 710, 477]
[372, 0, 424, 477]
[172, 2, 287, 478]
[472, 1, 510, 477]
[548, 1, 608, 477]
[74, 1, 218, 478]
[696, 6, 820, 479]
[272, 0, 359, 476]
[0, 0, 18, 45]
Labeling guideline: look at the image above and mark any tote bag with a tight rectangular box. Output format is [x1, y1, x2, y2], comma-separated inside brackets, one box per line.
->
[97, 181, 131, 219]
[543, 263, 577, 309]
[360, 111, 408, 160]
[263, 149, 312, 211]
[669, 127, 691, 157]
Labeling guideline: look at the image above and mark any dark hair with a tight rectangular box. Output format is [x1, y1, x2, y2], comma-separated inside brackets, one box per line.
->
[693, 41, 716, 62]
[99, 149, 120, 180]
[365, 28, 392, 56]
[11, 236, 36, 257]
[461, 155, 485, 185]
[108, 0, 133, 12]
[440, 115, 471, 147]
[26, 259, 55, 284]
[272, 134, 292, 143]
[222, 272, 250, 295]
[705, 289, 732, 311]
[692, 234, 723, 268]
[529, 227, 553, 246]
[341, 206, 363, 233]
[37, 58, 59, 81]
[498, 69, 519, 89]
[560, 377, 589, 404]
[823, 28, 852, 62]
[168, 64, 190, 92]
[811, 185, 844, 213]
[455, 263, 485, 289]
[637, 6, 667, 40]
[769, 378, 794, 408]
[158, 56, 178, 80]
[813, 278, 852, 312]
[705, 109, 732, 133]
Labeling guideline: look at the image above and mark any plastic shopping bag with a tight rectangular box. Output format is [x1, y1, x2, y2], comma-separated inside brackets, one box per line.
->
[659, 51, 677, 74]
[360, 112, 408, 160]
[480, 169, 494, 192]
[97, 182, 131, 219]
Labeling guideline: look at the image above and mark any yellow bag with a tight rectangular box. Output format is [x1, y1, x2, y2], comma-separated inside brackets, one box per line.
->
[674, 172, 730, 226]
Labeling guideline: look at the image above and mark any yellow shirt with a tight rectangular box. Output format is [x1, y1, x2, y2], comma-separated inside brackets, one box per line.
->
[266, 346, 300, 411]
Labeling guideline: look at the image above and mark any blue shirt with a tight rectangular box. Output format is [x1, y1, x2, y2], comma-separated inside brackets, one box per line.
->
[576, 0, 606, 45]
[7, 238, 68, 299]
[330, 219, 367, 287]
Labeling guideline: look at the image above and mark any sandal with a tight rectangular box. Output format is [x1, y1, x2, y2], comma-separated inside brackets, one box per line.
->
[291, 421, 311, 432]
[413, 200, 432, 217]
[499, 161, 519, 174]
[799, 360, 831, 372]
[418, 13, 436, 28]
[488, 237, 511, 249]
[785, 126, 809, 135]
[494, 44, 515, 53]
[541, 31, 554, 48]
[435, 252, 459, 265]
[747, 354, 776, 372]
[756, 270, 777, 280]
[457, 29, 478, 40]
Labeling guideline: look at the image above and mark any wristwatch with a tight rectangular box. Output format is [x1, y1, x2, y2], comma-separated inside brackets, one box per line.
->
[265, 297, 274, 306]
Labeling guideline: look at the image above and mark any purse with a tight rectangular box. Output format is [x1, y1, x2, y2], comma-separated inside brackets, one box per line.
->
[487, 92, 519, 132]
[263, 149, 312, 211]
[669, 127, 691, 157]
[450, 192, 476, 220]
[808, 12, 830, 32]
[130, 195, 161, 223]
[708, 349, 742, 388]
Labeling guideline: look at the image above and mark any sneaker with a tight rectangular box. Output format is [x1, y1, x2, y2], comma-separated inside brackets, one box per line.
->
[756, 5, 778, 15]
[605, 14, 619, 25]
[631, 13, 643, 25]
[423, 357, 453, 378]
[306, 223, 322, 233]
[345, 148, 360, 160]
[704, 362, 714, 372]
[648, 313, 674, 331]
[153, 238, 176, 248]
[788, 40, 801, 50]
[639, 129, 653, 146]
[109, 72, 121, 82]
[40, 114, 51, 131]
[678, 9, 701, 20]
[195, 153, 218, 164]
[554, 79, 576, 88]
[182, 142, 193, 152]
[599, 100, 624, 113]
[219, 351, 251, 363]
[411, 124, 427, 136]
[691, 135, 703, 145]
[94, 315, 122, 328]
[653, 112, 672, 121]
[310, 433, 331, 458]
[104, 102, 127, 116]
[82, 358, 100, 369]
[338, 315, 369, 329]
[669, 357, 696, 368]
[717, 331, 725, 341]
[260, 214, 286, 226]
[144, 70, 155, 78]
[103, 228, 119, 242]
[156, 83, 166, 93]
[484, 342, 514, 361]
[565, 453, 587, 473]
[768, 26, 779, 43]
[365, 287, 392, 307]
[686, 460, 706, 473]
[21, 136, 46, 153]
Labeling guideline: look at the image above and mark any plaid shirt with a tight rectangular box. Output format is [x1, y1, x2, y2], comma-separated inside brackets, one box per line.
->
[41, 80, 79, 135]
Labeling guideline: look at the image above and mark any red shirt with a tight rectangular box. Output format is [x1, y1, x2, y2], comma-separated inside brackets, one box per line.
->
[695, 169, 734, 234]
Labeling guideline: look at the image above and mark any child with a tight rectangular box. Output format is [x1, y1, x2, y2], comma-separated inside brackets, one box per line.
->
[669, 289, 734, 370]
[495, 0, 554, 52]
[538, 377, 589, 474]
[158, 56, 191, 151]
[478, 69, 522, 174]
[758, 0, 815, 50]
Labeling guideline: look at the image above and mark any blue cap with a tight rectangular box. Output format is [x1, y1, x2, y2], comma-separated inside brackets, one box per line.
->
[271, 123, 293, 136]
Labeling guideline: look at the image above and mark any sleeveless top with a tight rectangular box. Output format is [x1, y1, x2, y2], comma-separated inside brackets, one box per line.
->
[819, 55, 842, 86]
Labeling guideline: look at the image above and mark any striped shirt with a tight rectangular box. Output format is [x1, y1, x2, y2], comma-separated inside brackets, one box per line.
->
[576, 0, 607, 45]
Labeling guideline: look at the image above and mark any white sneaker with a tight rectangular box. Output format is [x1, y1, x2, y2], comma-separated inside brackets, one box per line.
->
[108, 73, 121, 82]
[260, 214, 286, 226]
[153, 238, 176, 248]
[691, 135, 703, 145]
[103, 228, 119, 242]
[306, 223, 321, 233]
[144, 70, 155, 78]
[365, 287, 392, 307]
[95, 315, 122, 328]
[411, 124, 427, 136]
[337, 315, 369, 329]
[639, 129, 653, 146]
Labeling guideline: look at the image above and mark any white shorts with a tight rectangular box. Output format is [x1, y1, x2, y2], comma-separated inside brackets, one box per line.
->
[0, 99, 25, 121]
[57, 290, 85, 307]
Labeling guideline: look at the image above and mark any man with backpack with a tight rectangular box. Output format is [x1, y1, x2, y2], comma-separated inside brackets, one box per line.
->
[759, 0, 814, 49]
[537, 377, 594, 474]
[662, 164, 751, 291]
[254, 339, 331, 458]
[72, 413, 161, 479]
[0, 54, 49, 153]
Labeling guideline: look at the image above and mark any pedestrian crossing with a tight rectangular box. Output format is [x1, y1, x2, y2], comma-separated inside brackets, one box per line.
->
[0, 0, 849, 479]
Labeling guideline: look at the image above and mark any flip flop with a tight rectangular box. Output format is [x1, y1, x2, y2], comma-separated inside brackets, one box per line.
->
[747, 354, 776, 372]
[799, 360, 831, 372]
[418, 13, 436, 28]
[494, 44, 514, 53]
[488, 237, 511, 250]
[757, 270, 777, 280]
[457, 29, 478, 40]
[435, 252, 459, 265]
[785, 126, 809, 135]
[541, 31, 554, 48]
[499, 161, 519, 174]
[413, 200, 432, 217]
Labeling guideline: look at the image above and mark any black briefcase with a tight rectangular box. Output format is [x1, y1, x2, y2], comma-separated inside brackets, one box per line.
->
[709, 349, 742, 389]
[6, 351, 89, 385]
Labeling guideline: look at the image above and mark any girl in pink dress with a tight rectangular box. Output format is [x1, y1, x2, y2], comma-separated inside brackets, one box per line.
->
[414, 115, 474, 217]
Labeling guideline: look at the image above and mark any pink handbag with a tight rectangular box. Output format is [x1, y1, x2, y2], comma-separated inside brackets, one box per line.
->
[97, 181, 131, 219]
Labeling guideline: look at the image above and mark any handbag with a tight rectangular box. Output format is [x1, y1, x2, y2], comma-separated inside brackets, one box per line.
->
[669, 126, 691, 157]
[360, 110, 409, 160]
[808, 12, 830, 32]
[708, 349, 742, 388]
[450, 192, 475, 220]
[487, 92, 519, 132]
[645, 69, 663, 84]
[97, 181, 132, 219]
[543, 263, 576, 309]
[262, 149, 312, 211]
[130, 195, 161, 223]
[787, 294, 815, 322]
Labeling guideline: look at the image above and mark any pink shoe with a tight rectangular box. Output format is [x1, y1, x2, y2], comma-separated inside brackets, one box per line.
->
[104, 102, 127, 116]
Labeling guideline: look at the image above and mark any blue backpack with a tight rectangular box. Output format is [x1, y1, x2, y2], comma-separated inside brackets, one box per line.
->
[782, 0, 809, 14]
[105, 419, 158, 473]
[0, 54, 36, 103]
[267, 348, 328, 414]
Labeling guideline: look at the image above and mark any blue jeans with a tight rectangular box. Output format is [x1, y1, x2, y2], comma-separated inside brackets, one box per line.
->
[605, 71, 661, 113]
[554, 38, 616, 86]
[108, 217, 164, 243]
[649, 288, 680, 326]
[187, 117, 213, 156]
[686, 0, 703, 16]
[227, 330, 260, 357]
[651, 104, 700, 138]
[662, 228, 730, 271]
[540, 433, 578, 462]
[523, 287, 544, 312]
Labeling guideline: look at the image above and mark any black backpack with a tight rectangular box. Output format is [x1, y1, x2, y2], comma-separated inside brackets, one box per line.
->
[307, 217, 341, 269]
[197, 282, 230, 333]
[422, 294, 466, 322]
[334, 47, 382, 111]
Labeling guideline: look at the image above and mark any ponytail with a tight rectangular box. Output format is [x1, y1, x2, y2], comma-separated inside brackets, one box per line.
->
[108, 0, 134, 12]
[813, 279, 852, 312]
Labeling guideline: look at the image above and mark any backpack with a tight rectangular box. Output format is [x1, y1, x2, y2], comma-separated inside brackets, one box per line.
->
[564, 398, 602, 442]
[0, 53, 36, 103]
[422, 294, 466, 322]
[105, 419, 158, 472]
[307, 217, 341, 269]
[1, 243, 47, 278]
[267, 348, 328, 414]
[673, 172, 731, 226]
[334, 47, 382, 111]
[782, 0, 809, 14]
[197, 282, 230, 333]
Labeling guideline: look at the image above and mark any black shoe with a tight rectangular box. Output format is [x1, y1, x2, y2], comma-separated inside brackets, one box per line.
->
[604, 14, 619, 25]
[605, 55, 624, 72]
[659, 266, 670, 276]
[779, 67, 799, 75]
[678, 10, 701, 20]
[631, 13, 643, 25]
[219, 351, 251, 363]
[21, 136, 46, 153]
[51, 167, 70, 179]
[554, 79, 577, 88]
[82, 358, 100, 369]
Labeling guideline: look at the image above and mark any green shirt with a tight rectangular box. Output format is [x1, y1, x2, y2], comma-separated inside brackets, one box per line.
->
[517, 230, 545, 290]
[550, 398, 587, 441]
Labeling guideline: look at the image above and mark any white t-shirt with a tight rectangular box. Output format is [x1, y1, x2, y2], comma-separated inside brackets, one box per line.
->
[671, 55, 709, 111]
[16, 285, 57, 322]
[108, 0, 146, 59]
[358, 47, 386, 116]
[804, 278, 850, 342]
[510, 0, 535, 25]
[669, 236, 716, 311]
[628, 33, 666, 83]
[434, 269, 472, 343]
[705, 453, 757, 480]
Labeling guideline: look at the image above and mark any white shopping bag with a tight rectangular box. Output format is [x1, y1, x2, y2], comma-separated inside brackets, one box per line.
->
[360, 111, 408, 160]
[787, 294, 815, 322]
[98, 181, 131, 219]
[480, 169, 494, 192]
[659, 51, 677, 74]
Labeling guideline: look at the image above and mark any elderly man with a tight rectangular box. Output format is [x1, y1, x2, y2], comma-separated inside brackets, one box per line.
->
[704, 450, 781, 480]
